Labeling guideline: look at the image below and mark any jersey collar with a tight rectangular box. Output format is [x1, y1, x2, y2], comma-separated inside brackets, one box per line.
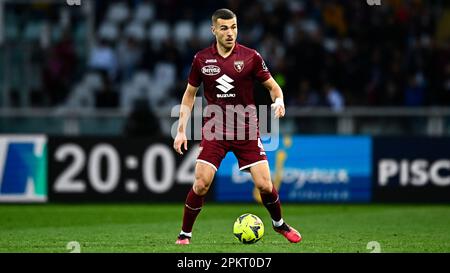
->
[211, 42, 239, 57]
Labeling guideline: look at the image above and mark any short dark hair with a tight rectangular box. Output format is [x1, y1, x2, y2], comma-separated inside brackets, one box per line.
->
[211, 8, 236, 24]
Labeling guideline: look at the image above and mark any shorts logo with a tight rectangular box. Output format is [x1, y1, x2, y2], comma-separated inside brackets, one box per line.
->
[234, 60, 244, 73]
[258, 138, 266, 155]
[202, 65, 221, 76]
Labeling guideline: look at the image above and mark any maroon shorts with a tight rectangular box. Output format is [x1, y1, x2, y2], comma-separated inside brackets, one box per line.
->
[197, 138, 268, 172]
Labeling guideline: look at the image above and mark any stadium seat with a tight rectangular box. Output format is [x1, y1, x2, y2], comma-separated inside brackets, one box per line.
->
[153, 62, 176, 92]
[51, 25, 63, 43]
[131, 72, 153, 100]
[301, 19, 319, 35]
[148, 21, 171, 48]
[121, 68, 173, 112]
[74, 22, 88, 58]
[132, 72, 154, 100]
[132, 71, 153, 87]
[105, 2, 130, 25]
[147, 62, 177, 112]
[63, 83, 95, 111]
[74, 22, 87, 42]
[23, 21, 42, 42]
[323, 38, 338, 53]
[5, 23, 20, 41]
[197, 20, 213, 45]
[124, 22, 146, 41]
[119, 72, 153, 111]
[62, 72, 106, 111]
[84, 73, 104, 91]
[173, 21, 194, 46]
[98, 22, 119, 42]
[120, 83, 148, 113]
[4, 14, 20, 42]
[133, 3, 155, 24]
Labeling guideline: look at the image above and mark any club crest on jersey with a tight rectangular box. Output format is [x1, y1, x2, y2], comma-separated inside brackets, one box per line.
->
[202, 65, 221, 76]
[234, 60, 244, 73]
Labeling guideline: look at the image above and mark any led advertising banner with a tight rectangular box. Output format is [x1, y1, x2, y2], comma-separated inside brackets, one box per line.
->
[0, 135, 47, 203]
[215, 136, 372, 203]
[373, 137, 450, 202]
[48, 137, 200, 202]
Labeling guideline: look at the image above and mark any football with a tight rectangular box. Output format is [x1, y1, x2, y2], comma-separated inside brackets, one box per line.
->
[233, 213, 264, 244]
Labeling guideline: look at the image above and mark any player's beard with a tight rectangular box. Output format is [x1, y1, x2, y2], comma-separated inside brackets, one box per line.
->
[219, 38, 235, 51]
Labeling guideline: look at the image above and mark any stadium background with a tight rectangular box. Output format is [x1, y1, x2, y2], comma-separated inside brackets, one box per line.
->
[0, 0, 449, 253]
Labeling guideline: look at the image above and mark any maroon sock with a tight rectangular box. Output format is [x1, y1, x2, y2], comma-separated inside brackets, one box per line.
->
[181, 188, 205, 234]
[260, 186, 282, 222]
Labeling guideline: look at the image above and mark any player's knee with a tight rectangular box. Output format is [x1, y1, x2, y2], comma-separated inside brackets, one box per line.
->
[193, 176, 212, 196]
[193, 183, 210, 196]
[256, 178, 273, 194]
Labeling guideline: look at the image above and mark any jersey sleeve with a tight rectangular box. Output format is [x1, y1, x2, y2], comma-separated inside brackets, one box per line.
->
[188, 54, 202, 87]
[253, 51, 272, 83]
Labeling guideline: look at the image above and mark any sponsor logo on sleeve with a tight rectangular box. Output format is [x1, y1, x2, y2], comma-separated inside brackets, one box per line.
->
[262, 61, 268, 72]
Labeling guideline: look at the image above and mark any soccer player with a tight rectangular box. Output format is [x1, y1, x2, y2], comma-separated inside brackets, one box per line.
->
[173, 8, 302, 245]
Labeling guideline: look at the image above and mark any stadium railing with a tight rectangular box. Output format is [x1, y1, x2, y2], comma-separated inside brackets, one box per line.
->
[0, 107, 449, 136]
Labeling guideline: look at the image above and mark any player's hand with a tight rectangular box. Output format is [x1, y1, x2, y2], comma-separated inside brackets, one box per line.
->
[173, 133, 188, 155]
[271, 98, 285, 119]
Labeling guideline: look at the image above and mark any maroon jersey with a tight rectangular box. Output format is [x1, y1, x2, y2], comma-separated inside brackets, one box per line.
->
[188, 43, 272, 140]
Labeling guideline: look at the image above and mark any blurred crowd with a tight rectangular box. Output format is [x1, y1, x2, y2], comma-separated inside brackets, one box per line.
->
[2, 0, 450, 112]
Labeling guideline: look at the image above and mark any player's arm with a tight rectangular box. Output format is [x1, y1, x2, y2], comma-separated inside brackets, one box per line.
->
[262, 77, 285, 119]
[173, 83, 199, 155]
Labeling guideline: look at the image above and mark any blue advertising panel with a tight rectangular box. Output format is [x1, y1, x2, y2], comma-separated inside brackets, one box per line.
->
[215, 136, 372, 203]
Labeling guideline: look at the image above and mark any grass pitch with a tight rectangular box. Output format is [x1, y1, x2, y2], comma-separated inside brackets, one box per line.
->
[0, 204, 449, 253]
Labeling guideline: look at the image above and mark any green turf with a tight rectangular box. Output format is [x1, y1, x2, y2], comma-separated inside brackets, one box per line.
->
[0, 204, 449, 253]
